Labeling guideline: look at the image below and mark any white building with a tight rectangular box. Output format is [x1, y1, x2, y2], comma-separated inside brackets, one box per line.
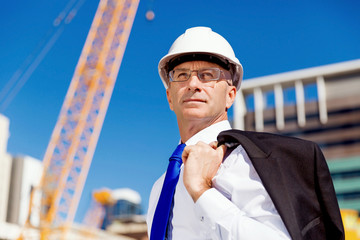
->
[7, 155, 43, 226]
[0, 114, 43, 239]
[0, 114, 12, 223]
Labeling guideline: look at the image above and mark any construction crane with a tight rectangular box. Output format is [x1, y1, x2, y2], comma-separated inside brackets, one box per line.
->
[18, 0, 139, 239]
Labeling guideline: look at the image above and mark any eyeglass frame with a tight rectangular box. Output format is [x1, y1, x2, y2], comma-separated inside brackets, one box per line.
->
[168, 67, 233, 84]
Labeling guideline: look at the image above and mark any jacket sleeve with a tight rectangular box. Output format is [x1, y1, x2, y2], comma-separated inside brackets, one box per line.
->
[313, 143, 345, 240]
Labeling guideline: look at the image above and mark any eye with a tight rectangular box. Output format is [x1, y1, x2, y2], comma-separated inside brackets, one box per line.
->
[199, 69, 216, 80]
[174, 70, 190, 81]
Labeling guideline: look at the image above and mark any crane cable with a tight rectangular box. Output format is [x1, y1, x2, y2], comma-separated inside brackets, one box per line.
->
[0, 0, 86, 112]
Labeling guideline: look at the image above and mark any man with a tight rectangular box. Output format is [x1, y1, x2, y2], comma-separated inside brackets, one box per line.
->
[147, 27, 344, 240]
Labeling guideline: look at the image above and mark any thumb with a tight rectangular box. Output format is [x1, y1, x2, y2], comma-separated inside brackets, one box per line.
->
[216, 144, 227, 158]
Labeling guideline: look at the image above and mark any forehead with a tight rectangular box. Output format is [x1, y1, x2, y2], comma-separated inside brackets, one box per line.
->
[173, 61, 223, 70]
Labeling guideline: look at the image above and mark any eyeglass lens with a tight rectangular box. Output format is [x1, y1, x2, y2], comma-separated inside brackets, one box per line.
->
[170, 68, 221, 82]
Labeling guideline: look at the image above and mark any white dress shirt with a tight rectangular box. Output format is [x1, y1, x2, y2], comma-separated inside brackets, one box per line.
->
[147, 120, 291, 239]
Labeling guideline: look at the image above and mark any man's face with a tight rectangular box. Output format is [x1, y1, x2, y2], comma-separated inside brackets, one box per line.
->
[166, 61, 236, 124]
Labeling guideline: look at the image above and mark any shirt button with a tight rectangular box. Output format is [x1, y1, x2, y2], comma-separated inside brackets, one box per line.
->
[200, 216, 204, 222]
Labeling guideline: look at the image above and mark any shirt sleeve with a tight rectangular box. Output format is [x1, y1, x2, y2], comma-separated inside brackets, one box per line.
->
[194, 188, 291, 240]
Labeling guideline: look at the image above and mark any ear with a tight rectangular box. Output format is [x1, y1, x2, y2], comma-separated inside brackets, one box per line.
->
[166, 88, 174, 111]
[225, 85, 237, 109]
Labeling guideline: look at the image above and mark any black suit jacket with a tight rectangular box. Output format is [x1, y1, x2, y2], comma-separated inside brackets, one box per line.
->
[217, 129, 344, 240]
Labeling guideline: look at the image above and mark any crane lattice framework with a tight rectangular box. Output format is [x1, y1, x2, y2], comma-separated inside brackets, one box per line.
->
[20, 0, 139, 238]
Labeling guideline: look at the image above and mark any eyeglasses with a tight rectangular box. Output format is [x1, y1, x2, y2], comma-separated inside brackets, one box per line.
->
[169, 68, 232, 83]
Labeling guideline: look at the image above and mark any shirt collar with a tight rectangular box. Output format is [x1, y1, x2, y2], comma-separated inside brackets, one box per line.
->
[185, 120, 232, 146]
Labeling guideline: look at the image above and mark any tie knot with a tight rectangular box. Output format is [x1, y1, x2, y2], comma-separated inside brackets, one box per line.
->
[169, 143, 186, 163]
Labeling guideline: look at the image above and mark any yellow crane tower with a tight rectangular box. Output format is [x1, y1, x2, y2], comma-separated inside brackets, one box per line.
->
[18, 0, 139, 239]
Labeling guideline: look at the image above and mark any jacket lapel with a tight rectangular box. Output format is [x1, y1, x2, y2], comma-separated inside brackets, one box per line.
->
[218, 130, 301, 239]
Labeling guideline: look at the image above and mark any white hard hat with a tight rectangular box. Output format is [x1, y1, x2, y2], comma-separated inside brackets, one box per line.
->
[158, 26, 243, 90]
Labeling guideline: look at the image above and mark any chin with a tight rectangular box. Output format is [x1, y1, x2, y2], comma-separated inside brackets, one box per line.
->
[182, 111, 209, 120]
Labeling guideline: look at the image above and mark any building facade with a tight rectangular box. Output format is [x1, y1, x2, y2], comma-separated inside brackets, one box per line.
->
[0, 114, 12, 224]
[7, 155, 43, 226]
[233, 59, 360, 236]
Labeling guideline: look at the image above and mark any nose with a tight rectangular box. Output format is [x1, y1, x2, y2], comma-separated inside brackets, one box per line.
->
[187, 72, 202, 90]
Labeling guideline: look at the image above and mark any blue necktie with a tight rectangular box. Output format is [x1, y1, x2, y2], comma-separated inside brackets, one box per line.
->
[150, 143, 186, 240]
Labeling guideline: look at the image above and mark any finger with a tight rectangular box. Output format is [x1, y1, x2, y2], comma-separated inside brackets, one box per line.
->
[196, 141, 207, 147]
[182, 145, 192, 163]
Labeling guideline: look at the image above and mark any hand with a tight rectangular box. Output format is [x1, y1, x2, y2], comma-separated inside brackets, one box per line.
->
[182, 141, 227, 202]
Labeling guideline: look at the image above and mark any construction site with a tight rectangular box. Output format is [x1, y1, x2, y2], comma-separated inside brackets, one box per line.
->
[0, 0, 360, 239]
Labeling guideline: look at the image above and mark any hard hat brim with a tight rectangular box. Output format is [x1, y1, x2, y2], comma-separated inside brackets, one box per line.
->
[159, 51, 243, 90]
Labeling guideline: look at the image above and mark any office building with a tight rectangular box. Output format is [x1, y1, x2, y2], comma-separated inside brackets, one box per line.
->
[233, 59, 360, 211]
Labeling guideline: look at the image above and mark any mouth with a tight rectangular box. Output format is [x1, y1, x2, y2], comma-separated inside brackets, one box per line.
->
[183, 98, 206, 103]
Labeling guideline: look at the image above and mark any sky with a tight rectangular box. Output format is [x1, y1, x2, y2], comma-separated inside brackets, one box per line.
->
[0, 0, 360, 224]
